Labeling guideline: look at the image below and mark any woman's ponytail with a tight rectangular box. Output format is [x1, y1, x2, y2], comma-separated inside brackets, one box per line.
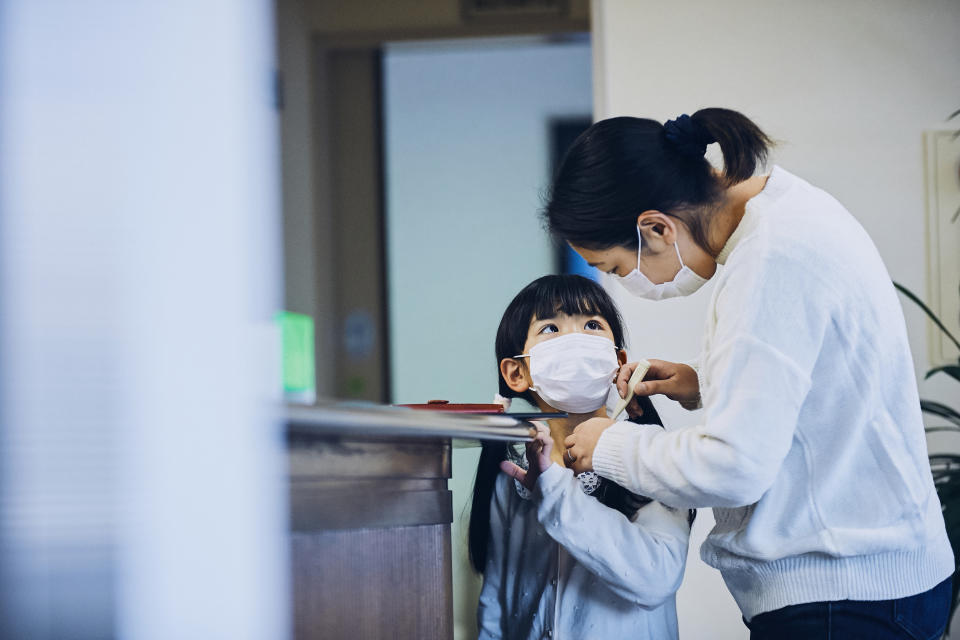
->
[690, 108, 772, 185]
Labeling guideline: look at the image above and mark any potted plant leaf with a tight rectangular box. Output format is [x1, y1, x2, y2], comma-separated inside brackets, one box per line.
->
[891, 108, 960, 638]
[895, 281, 960, 637]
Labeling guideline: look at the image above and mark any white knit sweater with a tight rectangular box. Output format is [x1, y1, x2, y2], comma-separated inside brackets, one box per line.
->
[592, 166, 953, 620]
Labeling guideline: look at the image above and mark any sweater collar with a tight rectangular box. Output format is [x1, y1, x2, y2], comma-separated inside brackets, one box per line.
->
[716, 165, 788, 265]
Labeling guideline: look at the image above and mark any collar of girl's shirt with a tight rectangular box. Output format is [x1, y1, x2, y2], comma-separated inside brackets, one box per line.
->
[506, 442, 601, 500]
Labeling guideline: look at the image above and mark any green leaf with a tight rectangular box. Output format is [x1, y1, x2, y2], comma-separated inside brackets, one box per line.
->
[893, 282, 960, 353]
[935, 470, 960, 486]
[922, 400, 960, 428]
[932, 444, 960, 634]
[927, 427, 960, 437]
[926, 365, 960, 384]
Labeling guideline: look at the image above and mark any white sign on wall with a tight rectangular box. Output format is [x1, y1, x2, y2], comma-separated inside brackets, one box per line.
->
[924, 129, 960, 367]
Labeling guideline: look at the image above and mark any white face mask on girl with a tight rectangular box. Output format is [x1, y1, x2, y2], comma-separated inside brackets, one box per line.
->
[618, 225, 709, 300]
[514, 333, 619, 414]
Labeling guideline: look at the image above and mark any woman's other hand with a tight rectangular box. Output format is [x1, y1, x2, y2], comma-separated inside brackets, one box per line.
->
[500, 421, 553, 491]
[617, 358, 700, 405]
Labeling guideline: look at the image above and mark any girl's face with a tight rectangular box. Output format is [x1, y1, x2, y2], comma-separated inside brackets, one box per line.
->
[499, 309, 625, 412]
[521, 311, 617, 355]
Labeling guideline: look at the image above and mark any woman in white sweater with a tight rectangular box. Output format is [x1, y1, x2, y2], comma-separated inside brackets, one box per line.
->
[547, 109, 954, 639]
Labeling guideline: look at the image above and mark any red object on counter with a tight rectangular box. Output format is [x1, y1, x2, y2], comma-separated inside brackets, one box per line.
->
[396, 399, 505, 414]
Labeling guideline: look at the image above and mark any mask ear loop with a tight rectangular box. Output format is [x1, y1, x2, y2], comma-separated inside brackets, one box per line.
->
[638, 222, 686, 271]
[673, 241, 687, 270]
[510, 354, 538, 393]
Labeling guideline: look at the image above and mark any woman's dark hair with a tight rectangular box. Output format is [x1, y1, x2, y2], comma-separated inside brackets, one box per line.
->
[468, 274, 667, 573]
[543, 108, 772, 255]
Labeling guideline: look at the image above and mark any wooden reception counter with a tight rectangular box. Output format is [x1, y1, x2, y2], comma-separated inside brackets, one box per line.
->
[285, 404, 532, 640]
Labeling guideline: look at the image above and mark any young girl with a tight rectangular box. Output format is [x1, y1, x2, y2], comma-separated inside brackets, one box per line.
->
[469, 274, 692, 640]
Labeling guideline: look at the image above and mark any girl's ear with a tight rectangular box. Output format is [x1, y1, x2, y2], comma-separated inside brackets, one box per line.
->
[616, 349, 627, 367]
[499, 358, 531, 394]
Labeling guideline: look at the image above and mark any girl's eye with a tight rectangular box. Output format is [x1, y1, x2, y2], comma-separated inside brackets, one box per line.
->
[585, 320, 603, 331]
[607, 268, 618, 275]
[537, 324, 558, 335]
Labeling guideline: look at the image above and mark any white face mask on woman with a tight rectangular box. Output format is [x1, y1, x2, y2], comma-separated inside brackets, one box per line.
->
[514, 333, 619, 414]
[618, 225, 709, 300]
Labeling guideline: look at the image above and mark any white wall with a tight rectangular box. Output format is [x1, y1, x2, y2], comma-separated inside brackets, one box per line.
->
[382, 37, 592, 639]
[592, 0, 960, 637]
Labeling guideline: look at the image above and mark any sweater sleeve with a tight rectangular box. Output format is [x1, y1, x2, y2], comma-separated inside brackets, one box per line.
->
[592, 250, 831, 508]
[535, 464, 690, 607]
[477, 478, 507, 640]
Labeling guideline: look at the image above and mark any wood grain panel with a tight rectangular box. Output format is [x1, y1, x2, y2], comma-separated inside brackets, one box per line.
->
[291, 524, 453, 640]
[288, 436, 451, 480]
[290, 483, 452, 530]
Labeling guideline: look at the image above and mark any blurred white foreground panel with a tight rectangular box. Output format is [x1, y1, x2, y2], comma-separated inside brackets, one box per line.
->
[0, 1, 289, 638]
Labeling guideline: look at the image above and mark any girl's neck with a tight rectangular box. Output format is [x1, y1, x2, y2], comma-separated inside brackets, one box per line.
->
[544, 407, 608, 467]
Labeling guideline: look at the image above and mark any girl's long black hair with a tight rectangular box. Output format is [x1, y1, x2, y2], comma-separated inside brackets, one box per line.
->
[468, 274, 668, 573]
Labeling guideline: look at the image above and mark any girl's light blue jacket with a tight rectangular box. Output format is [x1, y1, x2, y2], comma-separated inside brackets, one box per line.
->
[477, 462, 690, 640]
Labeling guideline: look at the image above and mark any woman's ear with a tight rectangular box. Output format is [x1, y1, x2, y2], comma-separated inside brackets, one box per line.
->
[499, 358, 531, 394]
[637, 211, 678, 251]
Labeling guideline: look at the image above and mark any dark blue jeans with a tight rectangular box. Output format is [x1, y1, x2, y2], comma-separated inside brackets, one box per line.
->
[745, 577, 953, 640]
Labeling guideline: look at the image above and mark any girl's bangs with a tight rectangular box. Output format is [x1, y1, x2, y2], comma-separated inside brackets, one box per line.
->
[531, 282, 610, 322]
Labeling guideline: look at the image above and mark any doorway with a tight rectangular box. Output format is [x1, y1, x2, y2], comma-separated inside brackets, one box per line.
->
[381, 35, 592, 639]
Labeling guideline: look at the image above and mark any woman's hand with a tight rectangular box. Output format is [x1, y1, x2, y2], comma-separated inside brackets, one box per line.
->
[617, 358, 700, 405]
[563, 417, 616, 474]
[500, 421, 553, 492]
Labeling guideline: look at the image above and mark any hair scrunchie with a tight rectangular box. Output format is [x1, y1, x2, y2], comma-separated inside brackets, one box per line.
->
[663, 113, 715, 158]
